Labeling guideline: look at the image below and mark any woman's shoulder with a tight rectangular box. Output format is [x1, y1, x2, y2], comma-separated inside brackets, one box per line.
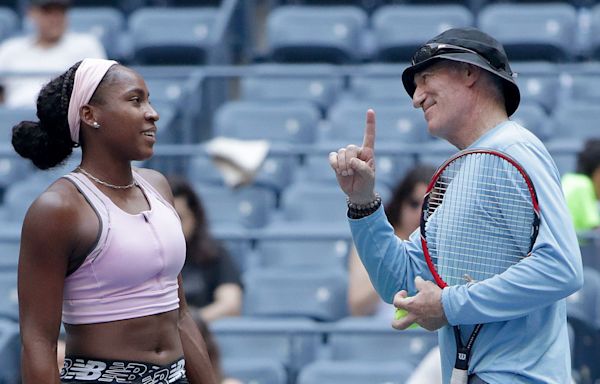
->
[134, 167, 173, 202]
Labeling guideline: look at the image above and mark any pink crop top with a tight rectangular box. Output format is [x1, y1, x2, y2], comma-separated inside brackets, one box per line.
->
[61, 171, 186, 325]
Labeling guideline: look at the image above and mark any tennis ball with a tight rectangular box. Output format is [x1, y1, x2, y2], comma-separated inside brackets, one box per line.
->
[394, 308, 419, 329]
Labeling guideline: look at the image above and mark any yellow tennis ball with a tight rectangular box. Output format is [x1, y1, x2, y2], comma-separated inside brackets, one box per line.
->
[394, 308, 419, 329]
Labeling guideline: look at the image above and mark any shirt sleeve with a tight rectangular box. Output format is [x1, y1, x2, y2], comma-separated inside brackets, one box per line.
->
[441, 142, 584, 325]
[349, 205, 433, 303]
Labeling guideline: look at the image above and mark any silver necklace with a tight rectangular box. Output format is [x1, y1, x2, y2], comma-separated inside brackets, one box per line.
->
[77, 166, 138, 190]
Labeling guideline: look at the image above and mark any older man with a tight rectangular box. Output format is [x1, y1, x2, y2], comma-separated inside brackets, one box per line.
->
[329, 27, 583, 384]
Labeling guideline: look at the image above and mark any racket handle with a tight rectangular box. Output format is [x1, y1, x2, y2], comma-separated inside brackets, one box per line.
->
[450, 368, 469, 384]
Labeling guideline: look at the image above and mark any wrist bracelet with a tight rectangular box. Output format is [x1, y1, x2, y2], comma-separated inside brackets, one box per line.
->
[347, 193, 382, 219]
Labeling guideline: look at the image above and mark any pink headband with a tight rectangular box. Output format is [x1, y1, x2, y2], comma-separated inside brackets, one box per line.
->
[67, 58, 118, 144]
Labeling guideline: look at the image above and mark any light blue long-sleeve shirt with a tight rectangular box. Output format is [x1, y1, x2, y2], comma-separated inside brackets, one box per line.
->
[350, 120, 583, 384]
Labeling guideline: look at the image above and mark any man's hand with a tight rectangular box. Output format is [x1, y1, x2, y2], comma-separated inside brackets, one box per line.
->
[392, 276, 448, 331]
[329, 109, 377, 204]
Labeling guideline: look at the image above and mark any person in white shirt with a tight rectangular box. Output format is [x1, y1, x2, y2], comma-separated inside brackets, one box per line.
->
[0, 0, 106, 108]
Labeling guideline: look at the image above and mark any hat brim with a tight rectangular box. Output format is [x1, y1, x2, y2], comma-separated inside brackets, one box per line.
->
[401, 51, 520, 116]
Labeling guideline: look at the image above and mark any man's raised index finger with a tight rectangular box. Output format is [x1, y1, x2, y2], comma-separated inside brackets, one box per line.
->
[362, 109, 376, 150]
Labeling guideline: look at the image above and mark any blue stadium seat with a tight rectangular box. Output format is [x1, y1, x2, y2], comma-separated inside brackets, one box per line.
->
[0, 267, 18, 321]
[478, 3, 578, 62]
[0, 318, 19, 384]
[210, 317, 322, 376]
[240, 64, 344, 113]
[566, 267, 600, 382]
[511, 61, 561, 114]
[546, 140, 579, 176]
[129, 7, 226, 65]
[2, 174, 54, 224]
[415, 139, 459, 170]
[372, 5, 474, 62]
[0, 6, 18, 42]
[348, 64, 408, 103]
[222, 358, 287, 384]
[192, 183, 276, 230]
[187, 150, 298, 195]
[68, 7, 126, 60]
[510, 102, 552, 141]
[266, 5, 368, 64]
[297, 360, 414, 384]
[550, 102, 600, 143]
[578, 230, 600, 273]
[563, 72, 600, 105]
[327, 317, 439, 368]
[213, 100, 320, 148]
[243, 268, 348, 321]
[589, 4, 600, 60]
[249, 237, 351, 271]
[278, 182, 348, 225]
[0, 238, 19, 271]
[323, 99, 430, 150]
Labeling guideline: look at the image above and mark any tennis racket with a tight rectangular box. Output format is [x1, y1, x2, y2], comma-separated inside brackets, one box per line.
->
[420, 149, 540, 384]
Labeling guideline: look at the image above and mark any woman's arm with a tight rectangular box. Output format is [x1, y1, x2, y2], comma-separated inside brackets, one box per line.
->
[18, 187, 80, 383]
[347, 245, 380, 316]
[177, 275, 218, 384]
[198, 283, 242, 322]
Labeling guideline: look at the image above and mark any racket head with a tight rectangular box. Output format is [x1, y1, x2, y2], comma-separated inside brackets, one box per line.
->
[420, 149, 540, 289]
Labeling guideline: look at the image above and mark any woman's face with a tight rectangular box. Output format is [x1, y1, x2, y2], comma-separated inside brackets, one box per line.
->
[399, 182, 428, 233]
[174, 196, 196, 242]
[90, 67, 159, 161]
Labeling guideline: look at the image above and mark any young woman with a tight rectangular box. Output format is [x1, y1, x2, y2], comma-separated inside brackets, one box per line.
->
[13, 58, 217, 384]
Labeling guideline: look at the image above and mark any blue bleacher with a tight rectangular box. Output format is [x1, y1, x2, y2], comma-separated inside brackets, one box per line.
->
[372, 4, 474, 62]
[68, 7, 127, 61]
[0, 6, 18, 43]
[243, 268, 348, 321]
[265, 5, 368, 64]
[297, 360, 415, 384]
[129, 7, 227, 65]
[0, 318, 20, 384]
[478, 3, 579, 62]
[222, 357, 288, 384]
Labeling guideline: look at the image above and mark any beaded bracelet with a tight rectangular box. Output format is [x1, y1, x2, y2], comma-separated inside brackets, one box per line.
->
[347, 193, 382, 219]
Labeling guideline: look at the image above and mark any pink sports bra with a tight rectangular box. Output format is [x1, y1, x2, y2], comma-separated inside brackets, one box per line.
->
[61, 170, 186, 325]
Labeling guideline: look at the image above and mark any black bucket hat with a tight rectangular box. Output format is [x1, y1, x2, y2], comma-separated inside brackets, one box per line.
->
[402, 27, 520, 116]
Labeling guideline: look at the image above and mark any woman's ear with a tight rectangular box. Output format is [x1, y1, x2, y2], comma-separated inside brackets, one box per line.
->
[80, 105, 96, 128]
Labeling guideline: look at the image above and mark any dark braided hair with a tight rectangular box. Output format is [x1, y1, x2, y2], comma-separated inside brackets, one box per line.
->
[11, 61, 82, 170]
[576, 139, 600, 177]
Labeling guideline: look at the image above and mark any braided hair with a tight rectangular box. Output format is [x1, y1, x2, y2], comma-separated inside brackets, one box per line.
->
[12, 61, 82, 170]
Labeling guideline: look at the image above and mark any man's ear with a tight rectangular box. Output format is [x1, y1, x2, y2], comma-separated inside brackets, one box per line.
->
[463, 63, 481, 88]
[80, 105, 96, 127]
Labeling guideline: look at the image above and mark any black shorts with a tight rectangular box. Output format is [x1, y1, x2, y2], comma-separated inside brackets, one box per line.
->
[60, 356, 188, 384]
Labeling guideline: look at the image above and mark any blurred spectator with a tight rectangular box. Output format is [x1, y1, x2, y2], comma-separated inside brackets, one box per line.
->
[169, 176, 243, 323]
[197, 318, 243, 384]
[562, 139, 600, 231]
[0, 0, 106, 107]
[348, 164, 436, 318]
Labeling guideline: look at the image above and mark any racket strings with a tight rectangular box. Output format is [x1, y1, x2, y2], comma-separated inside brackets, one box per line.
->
[425, 153, 536, 286]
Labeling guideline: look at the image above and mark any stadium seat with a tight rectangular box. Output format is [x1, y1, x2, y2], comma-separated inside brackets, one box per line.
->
[0, 6, 18, 42]
[297, 360, 414, 384]
[249, 237, 351, 270]
[0, 318, 19, 384]
[243, 268, 348, 321]
[372, 5, 474, 62]
[327, 317, 439, 368]
[68, 7, 126, 60]
[278, 182, 348, 225]
[510, 102, 552, 141]
[417, 139, 459, 169]
[0, 267, 18, 321]
[563, 72, 600, 106]
[511, 61, 561, 114]
[347, 63, 408, 103]
[566, 267, 600, 383]
[186, 149, 299, 195]
[478, 3, 578, 62]
[192, 183, 276, 230]
[323, 99, 430, 150]
[0, 238, 19, 271]
[265, 5, 368, 64]
[550, 102, 600, 143]
[221, 358, 287, 384]
[2, 174, 55, 224]
[213, 100, 320, 148]
[589, 4, 600, 60]
[210, 317, 322, 376]
[129, 7, 226, 65]
[240, 64, 344, 113]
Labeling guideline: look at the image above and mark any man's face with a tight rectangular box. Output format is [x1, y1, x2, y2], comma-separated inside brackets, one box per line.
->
[28, 4, 68, 44]
[411, 60, 468, 142]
